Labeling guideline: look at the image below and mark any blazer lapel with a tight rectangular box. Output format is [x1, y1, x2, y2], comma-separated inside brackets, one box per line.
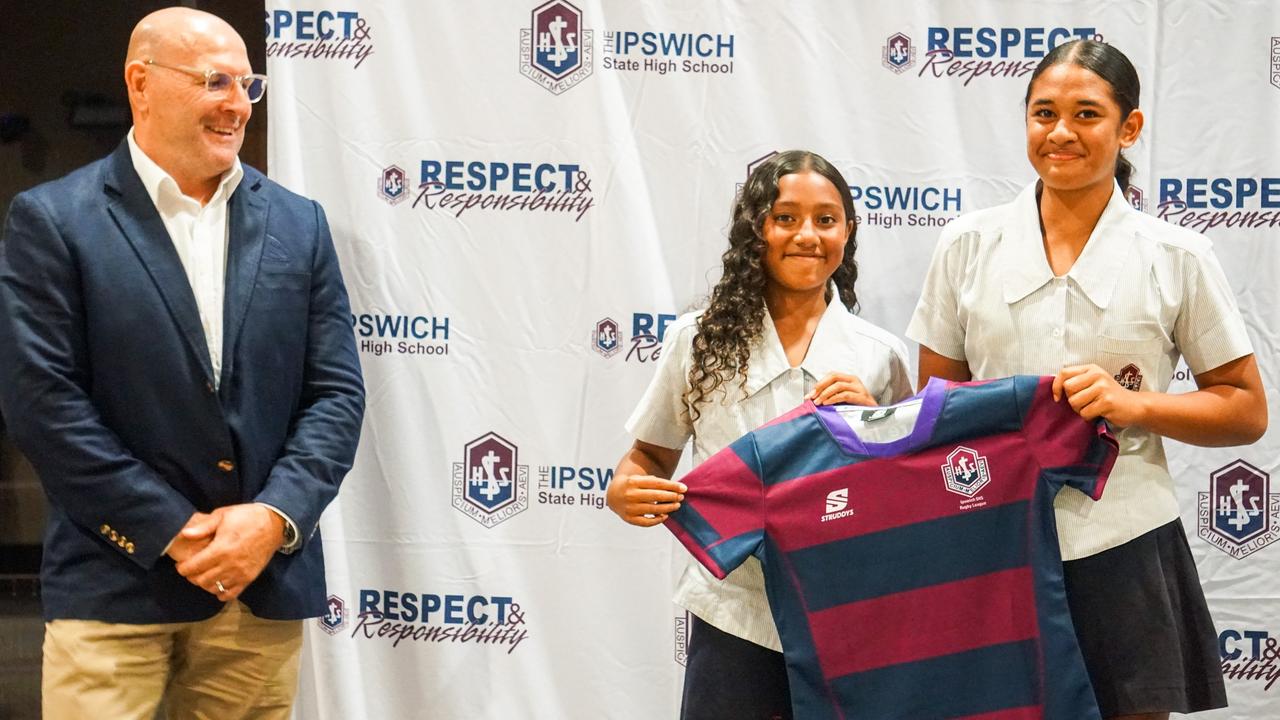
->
[220, 174, 269, 390]
[102, 143, 215, 383]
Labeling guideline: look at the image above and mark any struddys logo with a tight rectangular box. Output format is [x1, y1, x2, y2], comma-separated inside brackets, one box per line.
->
[821, 487, 856, 523]
[1114, 363, 1143, 391]
[887, 26, 1099, 85]
[378, 165, 408, 206]
[942, 446, 991, 502]
[602, 27, 736, 76]
[1198, 460, 1280, 560]
[1220, 628, 1280, 691]
[351, 589, 530, 654]
[265, 9, 374, 69]
[352, 311, 450, 358]
[1271, 37, 1280, 90]
[882, 33, 916, 73]
[590, 312, 677, 363]
[452, 432, 530, 528]
[317, 594, 347, 635]
[535, 463, 613, 511]
[519, 0, 594, 95]
[674, 609, 691, 666]
[849, 181, 964, 229]
[400, 159, 595, 222]
[1157, 176, 1280, 234]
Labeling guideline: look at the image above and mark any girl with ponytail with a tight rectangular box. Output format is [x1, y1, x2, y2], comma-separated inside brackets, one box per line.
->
[908, 39, 1266, 720]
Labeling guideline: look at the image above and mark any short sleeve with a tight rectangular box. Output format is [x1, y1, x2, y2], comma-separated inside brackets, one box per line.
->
[665, 432, 766, 579]
[906, 225, 968, 361]
[1173, 246, 1253, 374]
[1015, 376, 1118, 500]
[624, 315, 698, 450]
[879, 338, 915, 404]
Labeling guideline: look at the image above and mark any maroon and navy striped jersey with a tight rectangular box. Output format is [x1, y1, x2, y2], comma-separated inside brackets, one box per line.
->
[667, 375, 1118, 720]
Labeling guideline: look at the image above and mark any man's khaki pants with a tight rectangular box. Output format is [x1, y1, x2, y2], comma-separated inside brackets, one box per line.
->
[42, 600, 303, 720]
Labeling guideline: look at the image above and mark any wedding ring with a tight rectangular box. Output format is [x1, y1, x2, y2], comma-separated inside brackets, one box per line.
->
[215, 580, 227, 593]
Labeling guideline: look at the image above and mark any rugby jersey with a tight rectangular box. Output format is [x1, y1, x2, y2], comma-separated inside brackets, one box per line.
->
[666, 375, 1117, 719]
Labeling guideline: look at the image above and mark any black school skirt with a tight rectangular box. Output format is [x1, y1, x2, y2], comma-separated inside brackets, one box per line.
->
[1063, 520, 1228, 717]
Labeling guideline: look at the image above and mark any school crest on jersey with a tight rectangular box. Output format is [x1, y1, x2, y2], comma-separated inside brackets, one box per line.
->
[942, 446, 990, 497]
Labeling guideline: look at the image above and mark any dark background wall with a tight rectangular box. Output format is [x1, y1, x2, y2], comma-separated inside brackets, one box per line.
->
[0, 3, 266, 716]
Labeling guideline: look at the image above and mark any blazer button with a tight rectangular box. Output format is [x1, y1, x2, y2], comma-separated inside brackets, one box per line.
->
[125, 542, 135, 554]
[109, 530, 119, 542]
[117, 537, 126, 547]
[100, 524, 110, 535]
[205, 381, 215, 394]
[217, 459, 235, 472]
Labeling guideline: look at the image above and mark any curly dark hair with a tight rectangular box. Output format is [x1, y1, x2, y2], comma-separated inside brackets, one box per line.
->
[686, 150, 859, 421]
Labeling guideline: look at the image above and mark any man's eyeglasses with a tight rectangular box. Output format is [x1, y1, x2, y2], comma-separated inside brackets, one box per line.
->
[145, 59, 268, 103]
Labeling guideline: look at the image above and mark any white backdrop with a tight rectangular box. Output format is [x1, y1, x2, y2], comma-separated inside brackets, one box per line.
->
[264, 2, 1280, 717]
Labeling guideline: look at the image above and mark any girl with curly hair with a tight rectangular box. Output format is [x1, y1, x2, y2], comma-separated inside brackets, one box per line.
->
[607, 150, 913, 719]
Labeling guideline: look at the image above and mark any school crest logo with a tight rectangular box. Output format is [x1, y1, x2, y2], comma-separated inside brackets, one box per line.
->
[1115, 363, 1143, 391]
[1124, 186, 1147, 213]
[318, 594, 347, 635]
[379, 165, 408, 205]
[1198, 460, 1280, 559]
[519, 0, 594, 95]
[592, 317, 621, 358]
[942, 446, 990, 497]
[452, 432, 530, 528]
[737, 150, 779, 194]
[882, 32, 916, 74]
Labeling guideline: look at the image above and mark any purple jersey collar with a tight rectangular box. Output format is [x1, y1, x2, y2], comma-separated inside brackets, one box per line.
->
[813, 376, 948, 457]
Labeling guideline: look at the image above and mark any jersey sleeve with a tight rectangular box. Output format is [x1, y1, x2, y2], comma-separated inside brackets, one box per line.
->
[1015, 376, 1118, 500]
[1173, 245, 1253, 374]
[665, 432, 765, 579]
[624, 315, 697, 450]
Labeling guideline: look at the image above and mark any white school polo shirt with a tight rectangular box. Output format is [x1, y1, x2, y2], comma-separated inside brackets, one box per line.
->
[907, 180, 1253, 560]
[627, 296, 913, 650]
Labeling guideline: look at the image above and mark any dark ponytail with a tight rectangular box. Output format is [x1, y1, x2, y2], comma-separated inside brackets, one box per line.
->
[1025, 39, 1140, 192]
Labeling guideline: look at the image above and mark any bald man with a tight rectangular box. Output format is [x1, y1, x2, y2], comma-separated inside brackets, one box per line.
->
[0, 7, 364, 718]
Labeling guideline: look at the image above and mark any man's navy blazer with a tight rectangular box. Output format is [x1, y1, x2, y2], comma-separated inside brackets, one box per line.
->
[0, 141, 365, 623]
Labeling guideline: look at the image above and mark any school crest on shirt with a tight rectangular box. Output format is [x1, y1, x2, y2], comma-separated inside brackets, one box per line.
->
[942, 446, 990, 497]
[1198, 459, 1280, 560]
[1115, 363, 1143, 391]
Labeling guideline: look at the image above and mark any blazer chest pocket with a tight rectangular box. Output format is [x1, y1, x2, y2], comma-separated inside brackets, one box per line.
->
[255, 269, 310, 308]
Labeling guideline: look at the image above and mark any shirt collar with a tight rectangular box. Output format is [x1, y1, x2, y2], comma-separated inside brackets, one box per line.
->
[743, 292, 854, 397]
[126, 127, 244, 210]
[1001, 179, 1134, 309]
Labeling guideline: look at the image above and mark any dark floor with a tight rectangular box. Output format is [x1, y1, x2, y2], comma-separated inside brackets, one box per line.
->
[0, 577, 42, 720]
